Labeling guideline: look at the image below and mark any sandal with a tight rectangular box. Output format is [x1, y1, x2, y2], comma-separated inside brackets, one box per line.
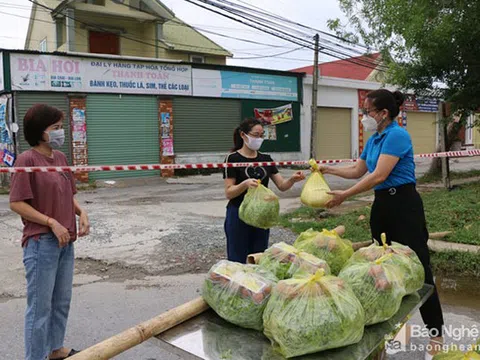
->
[50, 349, 80, 360]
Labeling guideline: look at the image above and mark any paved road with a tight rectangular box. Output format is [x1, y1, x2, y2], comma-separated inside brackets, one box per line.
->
[0, 157, 479, 359]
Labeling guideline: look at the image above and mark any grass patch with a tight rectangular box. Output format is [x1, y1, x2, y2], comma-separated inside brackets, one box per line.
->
[0, 187, 9, 195]
[417, 169, 480, 184]
[422, 182, 480, 245]
[280, 182, 480, 246]
[431, 251, 480, 277]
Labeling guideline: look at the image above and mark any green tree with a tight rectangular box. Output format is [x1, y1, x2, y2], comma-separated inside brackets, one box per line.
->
[329, 0, 480, 174]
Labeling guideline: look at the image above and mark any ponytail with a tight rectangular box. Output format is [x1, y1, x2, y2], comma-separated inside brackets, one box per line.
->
[367, 89, 405, 120]
[230, 118, 262, 152]
[231, 127, 244, 152]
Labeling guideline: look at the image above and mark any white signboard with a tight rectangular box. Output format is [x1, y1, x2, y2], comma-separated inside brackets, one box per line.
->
[192, 68, 299, 101]
[10, 54, 192, 96]
[0, 53, 4, 92]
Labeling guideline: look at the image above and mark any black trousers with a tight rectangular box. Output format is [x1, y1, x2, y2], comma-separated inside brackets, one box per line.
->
[370, 183, 444, 336]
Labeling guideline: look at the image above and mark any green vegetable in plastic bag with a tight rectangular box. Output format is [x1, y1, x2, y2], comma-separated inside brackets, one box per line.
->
[239, 181, 280, 229]
[433, 341, 480, 360]
[203, 260, 277, 331]
[263, 269, 365, 358]
[293, 228, 354, 275]
[345, 233, 425, 295]
[339, 253, 407, 325]
[258, 242, 331, 280]
[300, 159, 333, 208]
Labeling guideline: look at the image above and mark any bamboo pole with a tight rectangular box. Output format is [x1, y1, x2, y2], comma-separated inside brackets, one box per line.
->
[429, 231, 452, 239]
[333, 225, 345, 236]
[353, 240, 374, 251]
[69, 297, 209, 360]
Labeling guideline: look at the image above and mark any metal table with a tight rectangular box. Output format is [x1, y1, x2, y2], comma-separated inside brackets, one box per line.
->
[151, 285, 433, 360]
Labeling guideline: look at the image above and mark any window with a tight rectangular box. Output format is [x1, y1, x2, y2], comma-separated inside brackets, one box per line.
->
[156, 22, 164, 40]
[39, 38, 47, 52]
[56, 18, 65, 48]
[89, 31, 120, 55]
[190, 55, 205, 64]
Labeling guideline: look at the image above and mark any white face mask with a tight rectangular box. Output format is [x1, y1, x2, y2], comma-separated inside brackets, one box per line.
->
[245, 134, 264, 151]
[45, 129, 65, 149]
[361, 115, 378, 132]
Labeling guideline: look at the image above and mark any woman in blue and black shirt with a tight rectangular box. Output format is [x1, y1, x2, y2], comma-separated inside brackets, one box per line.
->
[321, 89, 444, 360]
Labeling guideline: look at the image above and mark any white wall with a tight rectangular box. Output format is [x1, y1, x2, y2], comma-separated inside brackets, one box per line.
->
[302, 75, 395, 159]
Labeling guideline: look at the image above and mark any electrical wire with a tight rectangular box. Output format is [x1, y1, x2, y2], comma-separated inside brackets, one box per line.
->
[0, 7, 293, 56]
[27, 0, 172, 50]
[10, 0, 375, 66]
[23, 0, 274, 54]
[229, 0, 371, 50]
[204, 0, 385, 69]
[233, 46, 305, 59]
[8, 0, 384, 72]
[183, 0, 386, 72]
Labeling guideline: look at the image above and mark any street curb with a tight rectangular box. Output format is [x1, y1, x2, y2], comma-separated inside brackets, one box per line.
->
[428, 239, 480, 254]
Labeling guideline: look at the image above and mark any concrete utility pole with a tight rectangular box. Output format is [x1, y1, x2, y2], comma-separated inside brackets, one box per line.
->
[439, 102, 451, 189]
[310, 34, 320, 159]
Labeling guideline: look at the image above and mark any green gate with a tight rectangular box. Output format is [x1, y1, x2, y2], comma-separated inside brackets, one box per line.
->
[173, 97, 241, 153]
[86, 94, 159, 180]
[15, 92, 72, 163]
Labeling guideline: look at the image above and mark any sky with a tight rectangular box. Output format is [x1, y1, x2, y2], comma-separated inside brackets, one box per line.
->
[0, 0, 349, 71]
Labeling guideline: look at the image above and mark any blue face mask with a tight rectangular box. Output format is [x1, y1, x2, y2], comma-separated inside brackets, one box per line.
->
[45, 129, 65, 149]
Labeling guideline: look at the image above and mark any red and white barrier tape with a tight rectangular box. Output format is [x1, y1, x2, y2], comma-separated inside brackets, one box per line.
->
[1, 149, 479, 173]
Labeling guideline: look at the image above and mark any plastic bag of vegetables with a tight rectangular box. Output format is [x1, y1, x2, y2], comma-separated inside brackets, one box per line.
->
[239, 180, 280, 229]
[300, 159, 333, 208]
[203, 260, 277, 331]
[339, 253, 407, 325]
[258, 242, 331, 280]
[433, 341, 480, 360]
[293, 228, 354, 275]
[263, 269, 365, 358]
[345, 233, 424, 295]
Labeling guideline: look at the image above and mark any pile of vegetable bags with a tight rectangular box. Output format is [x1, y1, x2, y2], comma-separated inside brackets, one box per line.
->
[433, 339, 480, 359]
[203, 260, 278, 331]
[345, 233, 425, 295]
[300, 159, 333, 208]
[239, 180, 280, 229]
[294, 228, 354, 275]
[339, 253, 407, 325]
[263, 269, 365, 358]
[258, 242, 331, 280]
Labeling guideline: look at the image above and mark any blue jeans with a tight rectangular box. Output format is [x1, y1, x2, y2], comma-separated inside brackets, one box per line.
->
[224, 205, 270, 263]
[23, 233, 74, 360]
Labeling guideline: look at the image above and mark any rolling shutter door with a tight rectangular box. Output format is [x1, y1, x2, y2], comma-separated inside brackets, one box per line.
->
[407, 112, 437, 154]
[173, 97, 241, 153]
[315, 107, 352, 160]
[15, 92, 72, 163]
[86, 94, 159, 180]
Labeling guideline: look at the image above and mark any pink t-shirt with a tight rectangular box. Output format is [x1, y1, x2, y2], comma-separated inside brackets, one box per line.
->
[9, 149, 77, 247]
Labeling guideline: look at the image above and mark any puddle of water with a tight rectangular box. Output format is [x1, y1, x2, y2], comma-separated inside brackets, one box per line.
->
[436, 275, 480, 310]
